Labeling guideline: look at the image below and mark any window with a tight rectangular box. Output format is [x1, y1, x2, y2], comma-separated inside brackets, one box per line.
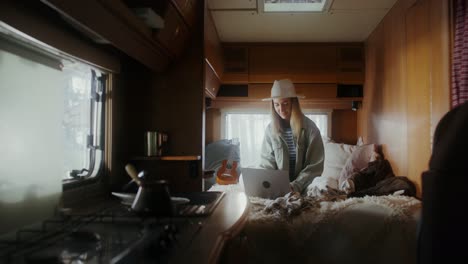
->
[0, 24, 107, 208]
[62, 61, 106, 181]
[223, 109, 330, 168]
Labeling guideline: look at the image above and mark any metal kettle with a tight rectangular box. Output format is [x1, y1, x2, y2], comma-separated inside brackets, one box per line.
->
[131, 179, 174, 217]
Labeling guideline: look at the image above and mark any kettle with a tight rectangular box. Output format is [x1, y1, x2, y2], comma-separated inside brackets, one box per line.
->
[131, 179, 174, 217]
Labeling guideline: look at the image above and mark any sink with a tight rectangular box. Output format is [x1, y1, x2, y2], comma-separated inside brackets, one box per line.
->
[173, 191, 225, 216]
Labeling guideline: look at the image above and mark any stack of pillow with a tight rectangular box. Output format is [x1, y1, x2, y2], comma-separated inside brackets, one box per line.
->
[307, 137, 378, 196]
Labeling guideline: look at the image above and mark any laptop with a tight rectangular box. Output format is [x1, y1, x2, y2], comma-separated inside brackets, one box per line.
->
[241, 168, 290, 199]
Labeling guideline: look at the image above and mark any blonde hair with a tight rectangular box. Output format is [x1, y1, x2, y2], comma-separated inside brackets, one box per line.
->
[270, 97, 304, 140]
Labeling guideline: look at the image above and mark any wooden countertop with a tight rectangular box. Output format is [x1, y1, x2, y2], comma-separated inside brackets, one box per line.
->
[171, 191, 250, 264]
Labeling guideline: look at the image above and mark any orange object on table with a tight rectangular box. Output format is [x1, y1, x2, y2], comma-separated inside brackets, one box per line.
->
[216, 160, 239, 185]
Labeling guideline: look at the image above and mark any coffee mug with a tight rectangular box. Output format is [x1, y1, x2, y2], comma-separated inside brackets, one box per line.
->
[145, 131, 168, 156]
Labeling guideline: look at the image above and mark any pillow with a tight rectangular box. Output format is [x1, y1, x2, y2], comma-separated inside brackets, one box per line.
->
[321, 141, 359, 180]
[205, 139, 240, 168]
[322, 136, 333, 144]
[338, 144, 377, 193]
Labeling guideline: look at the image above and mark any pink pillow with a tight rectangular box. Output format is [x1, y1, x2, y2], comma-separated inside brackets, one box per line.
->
[321, 141, 358, 180]
[338, 144, 376, 193]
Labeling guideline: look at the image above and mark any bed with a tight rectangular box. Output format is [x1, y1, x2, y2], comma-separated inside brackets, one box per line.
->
[206, 139, 422, 264]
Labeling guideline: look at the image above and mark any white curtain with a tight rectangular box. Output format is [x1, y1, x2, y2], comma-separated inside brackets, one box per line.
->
[452, 0, 468, 107]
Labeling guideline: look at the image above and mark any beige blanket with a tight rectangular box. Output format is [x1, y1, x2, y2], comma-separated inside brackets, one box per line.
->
[209, 184, 421, 264]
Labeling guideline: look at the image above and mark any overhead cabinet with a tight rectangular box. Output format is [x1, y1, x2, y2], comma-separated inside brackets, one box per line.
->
[153, 2, 190, 58]
[203, 2, 223, 98]
[173, 0, 198, 28]
[222, 45, 249, 84]
[204, 62, 220, 99]
[125, 0, 199, 59]
[41, 0, 198, 72]
[221, 44, 364, 85]
[337, 46, 365, 84]
[248, 45, 338, 83]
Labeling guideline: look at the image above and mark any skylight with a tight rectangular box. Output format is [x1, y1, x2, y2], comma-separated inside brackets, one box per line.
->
[263, 0, 329, 13]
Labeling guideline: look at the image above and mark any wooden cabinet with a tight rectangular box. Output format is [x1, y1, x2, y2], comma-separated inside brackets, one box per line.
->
[173, 0, 198, 28]
[337, 45, 365, 84]
[248, 44, 338, 83]
[205, 61, 220, 98]
[42, 0, 199, 71]
[222, 45, 249, 84]
[124, 0, 194, 59]
[220, 44, 365, 85]
[154, 2, 190, 58]
[204, 5, 224, 81]
[203, 1, 223, 98]
[42, 0, 171, 72]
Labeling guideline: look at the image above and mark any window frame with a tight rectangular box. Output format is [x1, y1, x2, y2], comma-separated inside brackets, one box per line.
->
[302, 108, 333, 138]
[221, 107, 332, 167]
[0, 22, 109, 189]
[221, 108, 270, 139]
[62, 69, 108, 186]
[221, 108, 333, 139]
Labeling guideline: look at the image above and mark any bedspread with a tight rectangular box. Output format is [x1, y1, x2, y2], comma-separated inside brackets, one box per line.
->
[209, 183, 421, 264]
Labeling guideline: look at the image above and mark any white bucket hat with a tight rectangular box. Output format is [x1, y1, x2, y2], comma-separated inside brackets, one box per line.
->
[262, 79, 305, 101]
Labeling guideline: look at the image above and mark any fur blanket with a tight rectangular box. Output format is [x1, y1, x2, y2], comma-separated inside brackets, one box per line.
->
[209, 184, 421, 264]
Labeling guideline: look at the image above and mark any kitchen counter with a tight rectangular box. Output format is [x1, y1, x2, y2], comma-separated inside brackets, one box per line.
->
[171, 191, 249, 264]
[0, 190, 249, 263]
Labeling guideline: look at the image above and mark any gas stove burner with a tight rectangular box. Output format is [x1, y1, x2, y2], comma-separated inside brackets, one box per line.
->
[60, 231, 102, 261]
[2, 203, 195, 264]
[23, 231, 103, 264]
[70, 231, 101, 243]
[64, 231, 102, 251]
[63, 231, 102, 253]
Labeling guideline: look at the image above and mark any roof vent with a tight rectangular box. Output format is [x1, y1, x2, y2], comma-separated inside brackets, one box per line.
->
[263, 0, 331, 13]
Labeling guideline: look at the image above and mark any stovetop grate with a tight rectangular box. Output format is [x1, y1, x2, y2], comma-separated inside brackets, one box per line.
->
[0, 203, 168, 263]
[0, 192, 225, 264]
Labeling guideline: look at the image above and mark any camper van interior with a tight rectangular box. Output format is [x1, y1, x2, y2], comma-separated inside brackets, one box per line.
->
[0, 0, 462, 263]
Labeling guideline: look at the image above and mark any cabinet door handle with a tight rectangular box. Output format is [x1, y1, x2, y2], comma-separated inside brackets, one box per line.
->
[174, 26, 180, 38]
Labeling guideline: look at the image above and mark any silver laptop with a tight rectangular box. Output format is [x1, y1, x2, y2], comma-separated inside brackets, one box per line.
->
[241, 168, 290, 199]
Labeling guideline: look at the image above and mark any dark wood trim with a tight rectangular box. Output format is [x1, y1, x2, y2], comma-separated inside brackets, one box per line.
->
[41, 0, 169, 72]
[0, 0, 121, 72]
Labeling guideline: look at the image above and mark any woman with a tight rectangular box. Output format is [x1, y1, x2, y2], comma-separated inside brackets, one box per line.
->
[259, 79, 324, 193]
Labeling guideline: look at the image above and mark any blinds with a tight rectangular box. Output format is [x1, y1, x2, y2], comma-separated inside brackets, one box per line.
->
[0, 22, 63, 71]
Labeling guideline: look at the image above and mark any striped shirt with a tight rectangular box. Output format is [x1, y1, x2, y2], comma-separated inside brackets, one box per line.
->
[282, 128, 296, 180]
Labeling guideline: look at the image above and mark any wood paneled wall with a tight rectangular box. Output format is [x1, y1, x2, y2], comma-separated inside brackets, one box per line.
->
[116, 2, 205, 192]
[206, 108, 222, 144]
[248, 44, 338, 83]
[361, 0, 450, 196]
[332, 110, 357, 145]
